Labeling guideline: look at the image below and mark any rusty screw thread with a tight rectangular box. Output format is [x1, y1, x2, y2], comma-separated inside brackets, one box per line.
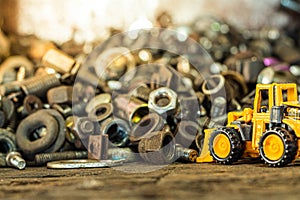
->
[21, 74, 60, 97]
[33, 151, 88, 166]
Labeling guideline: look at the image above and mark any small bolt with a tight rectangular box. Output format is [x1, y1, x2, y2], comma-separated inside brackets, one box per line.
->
[6, 152, 26, 170]
[175, 144, 198, 163]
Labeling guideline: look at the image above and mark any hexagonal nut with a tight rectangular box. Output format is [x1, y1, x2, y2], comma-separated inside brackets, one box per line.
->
[69, 116, 95, 140]
[47, 86, 73, 105]
[148, 87, 177, 115]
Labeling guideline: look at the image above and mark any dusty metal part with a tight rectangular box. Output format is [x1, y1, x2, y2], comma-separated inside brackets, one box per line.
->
[93, 47, 136, 81]
[21, 74, 61, 97]
[32, 151, 88, 166]
[148, 87, 177, 115]
[16, 110, 59, 155]
[88, 103, 113, 123]
[70, 116, 95, 140]
[0, 56, 34, 84]
[47, 85, 73, 105]
[114, 95, 149, 125]
[5, 151, 26, 170]
[19, 95, 43, 116]
[131, 84, 152, 102]
[52, 104, 72, 118]
[138, 131, 176, 164]
[201, 74, 225, 95]
[85, 93, 112, 114]
[88, 135, 108, 160]
[100, 117, 130, 147]
[130, 112, 165, 143]
[46, 159, 124, 169]
[16, 109, 66, 158]
[42, 48, 77, 74]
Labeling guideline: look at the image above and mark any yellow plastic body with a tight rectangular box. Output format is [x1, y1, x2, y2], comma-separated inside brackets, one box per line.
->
[197, 83, 300, 163]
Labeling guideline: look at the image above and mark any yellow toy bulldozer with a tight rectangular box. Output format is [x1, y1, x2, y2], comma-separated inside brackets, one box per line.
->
[197, 83, 300, 167]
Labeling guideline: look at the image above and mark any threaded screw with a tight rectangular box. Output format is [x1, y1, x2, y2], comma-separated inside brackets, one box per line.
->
[21, 74, 61, 97]
[33, 151, 88, 166]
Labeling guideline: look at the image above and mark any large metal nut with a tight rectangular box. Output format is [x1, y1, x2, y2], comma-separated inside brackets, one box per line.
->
[138, 131, 176, 164]
[148, 87, 178, 115]
[47, 86, 73, 105]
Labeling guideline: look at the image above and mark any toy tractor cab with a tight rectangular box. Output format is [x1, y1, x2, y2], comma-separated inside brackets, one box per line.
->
[197, 83, 300, 167]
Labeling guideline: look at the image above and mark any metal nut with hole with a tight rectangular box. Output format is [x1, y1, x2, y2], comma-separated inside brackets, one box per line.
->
[130, 112, 165, 144]
[70, 116, 95, 140]
[85, 93, 112, 114]
[42, 48, 79, 74]
[138, 130, 176, 164]
[114, 95, 148, 126]
[100, 117, 130, 147]
[88, 103, 113, 123]
[148, 87, 178, 115]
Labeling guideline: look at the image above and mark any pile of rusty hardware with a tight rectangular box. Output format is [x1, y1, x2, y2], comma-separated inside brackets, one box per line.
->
[0, 15, 300, 169]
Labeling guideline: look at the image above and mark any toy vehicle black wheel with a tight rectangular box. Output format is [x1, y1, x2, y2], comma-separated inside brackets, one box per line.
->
[259, 128, 297, 167]
[209, 127, 244, 164]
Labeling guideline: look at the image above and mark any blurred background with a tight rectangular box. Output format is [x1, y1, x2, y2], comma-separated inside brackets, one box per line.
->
[0, 0, 294, 43]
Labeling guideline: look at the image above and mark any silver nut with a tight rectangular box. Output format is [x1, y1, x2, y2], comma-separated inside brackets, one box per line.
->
[148, 87, 177, 115]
